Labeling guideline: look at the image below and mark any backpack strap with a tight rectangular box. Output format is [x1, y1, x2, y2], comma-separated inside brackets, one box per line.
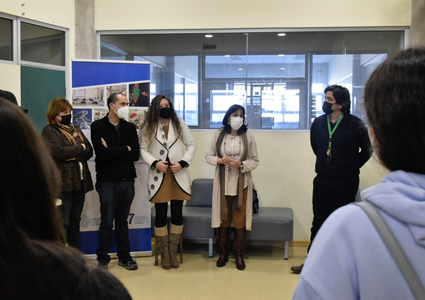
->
[354, 202, 425, 300]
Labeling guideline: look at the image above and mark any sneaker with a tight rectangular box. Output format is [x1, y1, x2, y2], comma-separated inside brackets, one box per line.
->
[97, 260, 109, 270]
[118, 258, 138, 270]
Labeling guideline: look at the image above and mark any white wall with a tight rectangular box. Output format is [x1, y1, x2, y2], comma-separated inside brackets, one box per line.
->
[93, 0, 399, 241]
[95, 0, 410, 30]
[189, 130, 387, 241]
[0, 0, 75, 100]
[0, 63, 21, 103]
[0, 0, 400, 241]
[1, 1, 74, 27]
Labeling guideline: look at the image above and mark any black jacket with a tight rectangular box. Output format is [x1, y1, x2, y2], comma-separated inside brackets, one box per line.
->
[310, 113, 373, 179]
[91, 114, 139, 181]
[42, 124, 94, 193]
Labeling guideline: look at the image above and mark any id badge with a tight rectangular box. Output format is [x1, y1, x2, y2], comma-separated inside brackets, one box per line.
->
[326, 148, 332, 163]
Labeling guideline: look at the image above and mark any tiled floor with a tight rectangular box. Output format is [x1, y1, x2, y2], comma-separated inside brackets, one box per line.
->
[104, 244, 307, 300]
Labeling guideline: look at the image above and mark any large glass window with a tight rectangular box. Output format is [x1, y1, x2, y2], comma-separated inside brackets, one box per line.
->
[100, 30, 405, 129]
[134, 55, 199, 126]
[21, 22, 65, 66]
[311, 53, 388, 122]
[101, 40, 128, 60]
[0, 17, 13, 61]
[205, 54, 305, 79]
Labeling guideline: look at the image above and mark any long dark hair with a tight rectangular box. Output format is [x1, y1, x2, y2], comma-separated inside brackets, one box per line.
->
[364, 48, 425, 173]
[141, 94, 182, 139]
[0, 98, 64, 242]
[222, 104, 248, 135]
[0, 98, 67, 298]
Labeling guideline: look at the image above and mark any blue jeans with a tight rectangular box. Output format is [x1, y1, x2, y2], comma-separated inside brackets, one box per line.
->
[60, 183, 85, 250]
[95, 180, 135, 262]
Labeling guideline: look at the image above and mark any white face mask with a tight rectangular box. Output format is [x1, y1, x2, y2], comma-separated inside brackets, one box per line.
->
[230, 116, 244, 130]
[113, 104, 129, 121]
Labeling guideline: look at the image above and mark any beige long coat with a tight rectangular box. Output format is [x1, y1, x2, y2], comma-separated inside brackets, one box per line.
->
[205, 129, 259, 230]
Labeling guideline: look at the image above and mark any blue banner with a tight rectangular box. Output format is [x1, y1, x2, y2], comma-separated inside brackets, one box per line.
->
[72, 59, 152, 256]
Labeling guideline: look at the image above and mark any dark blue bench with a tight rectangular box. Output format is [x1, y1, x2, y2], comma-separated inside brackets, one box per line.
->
[151, 178, 293, 259]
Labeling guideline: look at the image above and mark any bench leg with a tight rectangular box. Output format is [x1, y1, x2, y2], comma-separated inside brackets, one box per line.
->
[284, 241, 289, 260]
[209, 238, 213, 258]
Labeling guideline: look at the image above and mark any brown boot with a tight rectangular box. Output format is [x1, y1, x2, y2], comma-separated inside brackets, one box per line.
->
[234, 228, 246, 271]
[169, 224, 183, 269]
[216, 226, 230, 267]
[155, 226, 171, 270]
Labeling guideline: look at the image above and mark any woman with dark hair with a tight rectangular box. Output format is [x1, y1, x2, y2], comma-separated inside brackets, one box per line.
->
[0, 98, 131, 300]
[293, 48, 425, 299]
[205, 104, 259, 270]
[140, 94, 196, 269]
[42, 97, 93, 250]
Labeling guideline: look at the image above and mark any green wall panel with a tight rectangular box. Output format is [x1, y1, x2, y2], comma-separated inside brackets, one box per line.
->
[21, 66, 66, 134]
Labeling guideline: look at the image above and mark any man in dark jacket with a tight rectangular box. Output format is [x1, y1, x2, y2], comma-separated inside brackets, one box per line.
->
[291, 85, 373, 274]
[91, 93, 140, 270]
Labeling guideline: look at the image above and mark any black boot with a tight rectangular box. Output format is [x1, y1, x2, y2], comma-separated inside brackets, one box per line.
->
[234, 228, 246, 270]
[216, 226, 230, 267]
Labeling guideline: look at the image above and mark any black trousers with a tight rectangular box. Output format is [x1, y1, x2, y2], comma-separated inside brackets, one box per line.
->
[59, 182, 85, 250]
[308, 175, 359, 252]
[96, 180, 135, 263]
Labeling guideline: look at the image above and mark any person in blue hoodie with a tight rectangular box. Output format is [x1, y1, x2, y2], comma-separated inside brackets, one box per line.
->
[293, 47, 425, 299]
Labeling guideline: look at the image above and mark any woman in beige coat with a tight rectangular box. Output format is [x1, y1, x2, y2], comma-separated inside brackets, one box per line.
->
[205, 104, 259, 270]
[140, 95, 196, 270]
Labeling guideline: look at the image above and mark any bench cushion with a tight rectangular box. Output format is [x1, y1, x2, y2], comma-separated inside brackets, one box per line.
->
[246, 207, 293, 241]
[151, 205, 214, 239]
[151, 179, 293, 244]
[181, 207, 215, 239]
[186, 178, 214, 207]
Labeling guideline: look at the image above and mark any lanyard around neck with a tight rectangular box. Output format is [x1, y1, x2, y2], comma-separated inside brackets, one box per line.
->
[327, 114, 344, 149]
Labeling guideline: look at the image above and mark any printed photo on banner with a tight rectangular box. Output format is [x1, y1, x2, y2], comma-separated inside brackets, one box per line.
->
[106, 85, 127, 99]
[129, 108, 148, 129]
[93, 109, 108, 121]
[72, 108, 92, 129]
[129, 82, 150, 107]
[72, 87, 104, 107]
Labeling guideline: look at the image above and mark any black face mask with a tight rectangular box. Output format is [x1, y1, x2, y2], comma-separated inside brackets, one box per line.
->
[322, 101, 334, 115]
[159, 107, 173, 119]
[60, 114, 72, 125]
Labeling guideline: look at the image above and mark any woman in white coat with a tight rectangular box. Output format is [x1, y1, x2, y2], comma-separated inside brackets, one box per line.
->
[205, 104, 259, 270]
[140, 95, 196, 270]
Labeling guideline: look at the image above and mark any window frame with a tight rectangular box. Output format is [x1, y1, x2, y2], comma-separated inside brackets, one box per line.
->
[18, 18, 68, 70]
[0, 13, 17, 64]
